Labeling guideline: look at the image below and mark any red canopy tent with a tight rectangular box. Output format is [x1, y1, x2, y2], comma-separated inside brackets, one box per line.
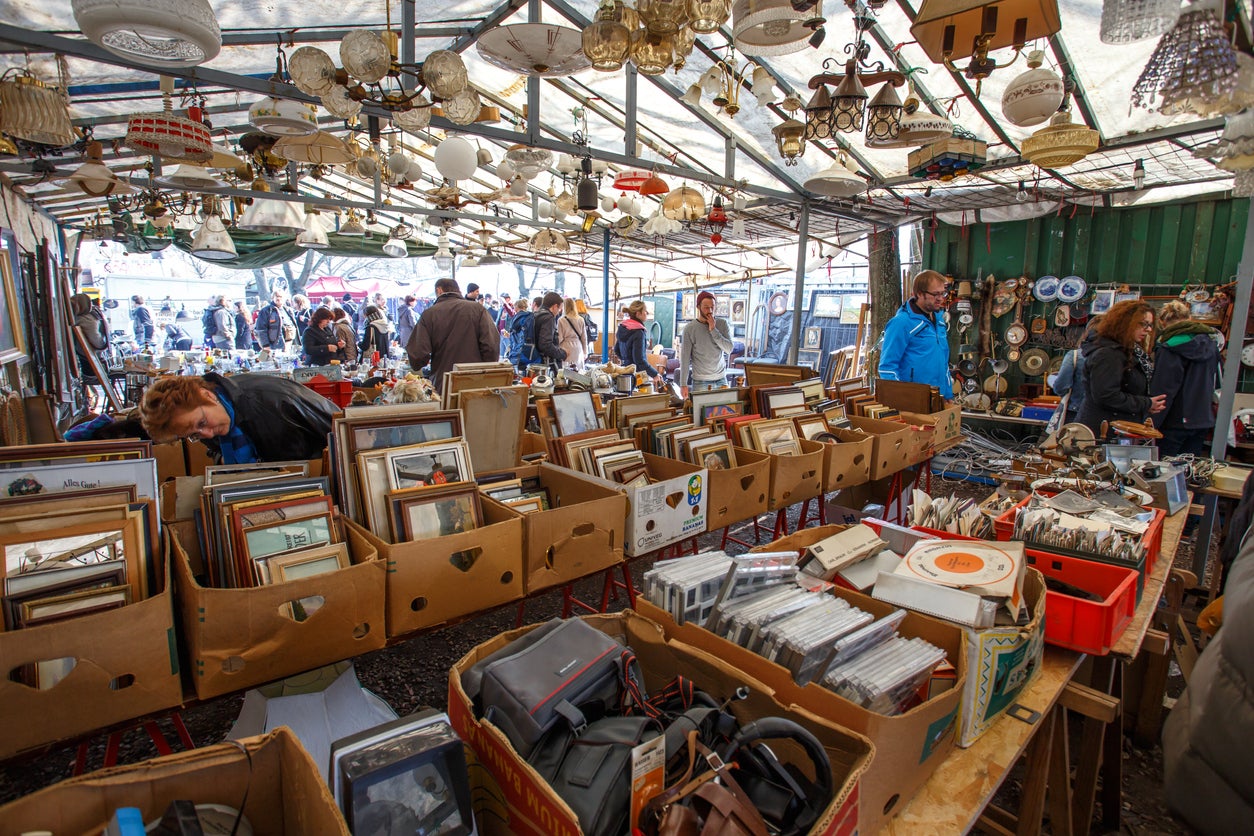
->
[304, 276, 403, 299]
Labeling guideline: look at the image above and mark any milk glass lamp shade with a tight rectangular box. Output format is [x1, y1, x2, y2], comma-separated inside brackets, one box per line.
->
[434, 137, 479, 180]
[732, 0, 815, 57]
[910, 0, 1063, 64]
[69, 140, 134, 196]
[662, 185, 705, 220]
[889, 109, 953, 148]
[477, 23, 592, 76]
[339, 209, 367, 236]
[155, 163, 224, 190]
[805, 156, 866, 197]
[296, 211, 330, 249]
[237, 198, 305, 234]
[582, 5, 632, 72]
[248, 97, 319, 136]
[191, 215, 237, 260]
[687, 0, 732, 33]
[1100, 0, 1182, 44]
[442, 89, 482, 126]
[422, 51, 469, 99]
[288, 47, 338, 96]
[339, 30, 392, 84]
[434, 235, 455, 271]
[1000, 50, 1065, 127]
[72, 0, 221, 67]
[1132, 6, 1239, 113]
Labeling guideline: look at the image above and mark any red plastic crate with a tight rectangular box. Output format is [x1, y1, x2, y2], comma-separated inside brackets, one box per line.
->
[1026, 550, 1137, 655]
[992, 495, 1166, 575]
[303, 375, 354, 408]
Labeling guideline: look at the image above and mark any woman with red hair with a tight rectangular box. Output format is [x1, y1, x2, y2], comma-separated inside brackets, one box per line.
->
[1076, 300, 1166, 436]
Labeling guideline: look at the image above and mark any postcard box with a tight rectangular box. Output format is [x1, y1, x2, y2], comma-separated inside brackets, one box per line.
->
[703, 446, 770, 531]
[476, 463, 626, 593]
[581, 455, 708, 557]
[0, 548, 182, 761]
[847, 416, 914, 479]
[766, 438, 825, 510]
[448, 611, 873, 836]
[0, 728, 349, 835]
[344, 503, 525, 636]
[170, 522, 387, 700]
[819, 430, 874, 493]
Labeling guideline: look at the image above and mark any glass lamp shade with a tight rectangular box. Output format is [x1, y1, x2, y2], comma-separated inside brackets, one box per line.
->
[70, 142, 135, 196]
[288, 46, 338, 96]
[125, 109, 212, 162]
[804, 86, 834, 141]
[555, 189, 578, 216]
[1132, 8, 1239, 113]
[1200, 109, 1254, 171]
[339, 210, 367, 236]
[296, 212, 329, 249]
[504, 145, 555, 179]
[662, 185, 705, 220]
[732, 0, 814, 57]
[556, 154, 578, 175]
[434, 137, 479, 180]
[865, 84, 904, 142]
[382, 236, 408, 257]
[682, 84, 703, 106]
[639, 173, 670, 195]
[443, 88, 482, 126]
[393, 96, 432, 132]
[72, 0, 221, 67]
[155, 163, 224, 190]
[509, 176, 529, 197]
[272, 132, 355, 166]
[248, 96, 319, 136]
[1022, 110, 1100, 168]
[530, 228, 570, 253]
[890, 110, 954, 147]
[422, 51, 469, 99]
[804, 158, 865, 197]
[832, 71, 868, 133]
[687, 0, 732, 33]
[577, 178, 600, 211]
[1100, 0, 1182, 44]
[434, 236, 455, 271]
[910, 0, 1063, 64]
[631, 30, 674, 75]
[752, 66, 775, 104]
[772, 118, 806, 165]
[340, 30, 392, 84]
[638, 0, 690, 36]
[477, 23, 592, 76]
[583, 7, 632, 72]
[0, 74, 76, 147]
[237, 197, 304, 234]
[1000, 50, 1064, 127]
[614, 169, 652, 191]
[673, 26, 696, 68]
[321, 85, 364, 119]
[190, 215, 237, 260]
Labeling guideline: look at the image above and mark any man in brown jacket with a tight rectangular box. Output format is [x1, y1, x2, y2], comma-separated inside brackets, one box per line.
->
[407, 278, 501, 391]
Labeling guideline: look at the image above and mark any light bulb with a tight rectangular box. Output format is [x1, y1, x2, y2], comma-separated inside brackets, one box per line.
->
[1133, 160, 1145, 190]
[1016, 181, 1029, 203]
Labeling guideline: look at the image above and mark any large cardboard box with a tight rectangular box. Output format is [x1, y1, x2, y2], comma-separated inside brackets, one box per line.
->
[899, 404, 962, 454]
[847, 417, 914, 479]
[580, 455, 707, 556]
[766, 438, 826, 510]
[0, 551, 183, 761]
[170, 522, 387, 700]
[478, 464, 626, 593]
[819, 431, 874, 493]
[704, 446, 770, 531]
[448, 611, 873, 836]
[957, 568, 1047, 747]
[0, 728, 349, 835]
[345, 504, 525, 636]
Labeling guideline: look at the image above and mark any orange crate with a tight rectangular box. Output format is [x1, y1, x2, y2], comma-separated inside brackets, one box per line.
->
[1027, 550, 1137, 655]
[303, 375, 354, 408]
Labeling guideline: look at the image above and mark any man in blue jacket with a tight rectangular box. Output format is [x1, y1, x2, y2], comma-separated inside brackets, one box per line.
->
[878, 269, 953, 397]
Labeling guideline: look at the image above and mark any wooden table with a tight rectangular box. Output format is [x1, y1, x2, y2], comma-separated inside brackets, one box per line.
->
[879, 502, 1191, 835]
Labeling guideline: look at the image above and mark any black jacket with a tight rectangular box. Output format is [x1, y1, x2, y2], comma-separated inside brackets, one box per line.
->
[202, 372, 337, 462]
[1150, 326, 1221, 431]
[359, 318, 390, 358]
[533, 308, 567, 365]
[1077, 332, 1152, 433]
[302, 323, 339, 365]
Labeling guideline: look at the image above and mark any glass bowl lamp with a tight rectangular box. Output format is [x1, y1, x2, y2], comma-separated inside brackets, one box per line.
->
[434, 137, 479, 181]
[288, 46, 338, 96]
[639, 0, 690, 36]
[1022, 108, 1100, 168]
[1000, 50, 1064, 127]
[687, 0, 732, 34]
[504, 145, 555, 179]
[804, 153, 866, 197]
[772, 118, 806, 165]
[477, 23, 592, 76]
[631, 30, 675, 75]
[248, 96, 319, 137]
[71, 0, 221, 67]
[662, 185, 705, 220]
[339, 30, 392, 83]
[422, 50, 469, 99]
[155, 162, 224, 191]
[296, 208, 329, 249]
[583, 3, 633, 71]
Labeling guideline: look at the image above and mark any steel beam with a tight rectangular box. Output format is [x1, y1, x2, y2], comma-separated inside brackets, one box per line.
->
[788, 204, 810, 364]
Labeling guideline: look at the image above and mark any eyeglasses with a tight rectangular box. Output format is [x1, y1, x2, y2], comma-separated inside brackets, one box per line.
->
[180, 406, 212, 441]
[921, 288, 949, 299]
[1136, 319, 1154, 329]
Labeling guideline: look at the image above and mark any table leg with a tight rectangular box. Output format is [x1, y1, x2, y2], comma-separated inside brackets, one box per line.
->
[1192, 493, 1219, 578]
[1100, 664, 1125, 832]
[1047, 707, 1074, 836]
[1015, 706, 1057, 835]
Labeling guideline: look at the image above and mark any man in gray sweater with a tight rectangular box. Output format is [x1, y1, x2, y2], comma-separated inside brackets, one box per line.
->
[678, 291, 734, 395]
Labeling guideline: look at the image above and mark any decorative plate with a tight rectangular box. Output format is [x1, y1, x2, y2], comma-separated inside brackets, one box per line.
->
[1057, 275, 1087, 302]
[1033, 275, 1059, 301]
[1055, 304, 1071, 327]
[1241, 343, 1254, 367]
[1188, 288, 1211, 303]
[1007, 347, 1021, 362]
[768, 291, 788, 316]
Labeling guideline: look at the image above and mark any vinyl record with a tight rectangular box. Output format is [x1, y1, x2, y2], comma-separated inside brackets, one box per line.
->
[1019, 348, 1049, 376]
[903, 540, 1019, 587]
[1057, 275, 1087, 302]
[1033, 276, 1059, 301]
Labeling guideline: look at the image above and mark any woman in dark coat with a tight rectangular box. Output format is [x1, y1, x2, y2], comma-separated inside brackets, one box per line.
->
[359, 304, 392, 359]
[1150, 300, 1222, 457]
[301, 307, 344, 365]
[613, 300, 658, 381]
[1076, 300, 1166, 437]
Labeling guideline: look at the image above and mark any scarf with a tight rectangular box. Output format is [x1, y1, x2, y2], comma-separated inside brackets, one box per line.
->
[213, 390, 259, 464]
[1156, 320, 1215, 345]
[1132, 344, 1154, 382]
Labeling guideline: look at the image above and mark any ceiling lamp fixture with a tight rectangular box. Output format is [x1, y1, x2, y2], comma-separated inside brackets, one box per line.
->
[68, 140, 134, 197]
[804, 12, 904, 141]
[1021, 103, 1099, 169]
[688, 0, 733, 33]
[1132, 2, 1238, 114]
[583, 2, 634, 71]
[871, 85, 953, 148]
[434, 136, 479, 181]
[477, 23, 592, 76]
[662, 184, 705, 220]
[911, 0, 1062, 93]
[1000, 49, 1065, 127]
[155, 162, 224, 191]
[639, 0, 690, 36]
[237, 190, 305, 235]
[639, 171, 671, 196]
[71, 0, 221, 67]
[907, 128, 988, 180]
[190, 196, 237, 260]
[772, 97, 807, 165]
[631, 29, 675, 75]
[503, 144, 555, 180]
[125, 78, 212, 162]
[643, 208, 683, 236]
[1100, 0, 1182, 44]
[0, 68, 77, 148]
[1196, 109, 1254, 171]
[296, 208, 330, 249]
[530, 228, 570, 253]
[706, 195, 727, 244]
[272, 131, 355, 168]
[248, 96, 319, 137]
[382, 223, 411, 257]
[613, 169, 652, 191]
[733, 0, 818, 56]
[338, 208, 367, 236]
[804, 152, 866, 197]
[433, 232, 455, 271]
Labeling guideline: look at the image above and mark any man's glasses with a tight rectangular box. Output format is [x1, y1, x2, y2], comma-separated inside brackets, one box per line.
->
[921, 289, 949, 299]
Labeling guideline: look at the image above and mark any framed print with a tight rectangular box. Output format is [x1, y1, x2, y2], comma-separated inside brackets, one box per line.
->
[396, 486, 482, 541]
[681, 292, 696, 321]
[714, 295, 731, 318]
[4, 559, 126, 630]
[0, 236, 26, 365]
[1114, 289, 1141, 305]
[242, 514, 334, 563]
[266, 543, 350, 585]
[749, 417, 799, 453]
[503, 496, 543, 514]
[0, 440, 152, 469]
[384, 440, 472, 491]
[700, 402, 743, 425]
[696, 441, 736, 471]
[730, 299, 746, 325]
[1090, 289, 1116, 314]
[0, 458, 158, 503]
[2, 517, 144, 597]
[839, 294, 866, 325]
[767, 438, 802, 456]
[797, 350, 820, 369]
[794, 415, 829, 441]
[803, 327, 823, 350]
[690, 387, 742, 428]
[810, 293, 844, 319]
[333, 409, 462, 520]
[19, 584, 131, 628]
[550, 391, 603, 436]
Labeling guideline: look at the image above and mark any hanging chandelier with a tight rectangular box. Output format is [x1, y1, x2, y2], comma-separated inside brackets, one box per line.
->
[477, 23, 592, 76]
[772, 97, 807, 165]
[0, 67, 77, 148]
[803, 12, 905, 142]
[125, 78, 212, 162]
[732, 0, 820, 57]
[71, 0, 221, 67]
[911, 0, 1062, 93]
[581, 0, 730, 76]
[67, 139, 134, 197]
[1021, 104, 1100, 169]
[1100, 0, 1182, 44]
[1131, 3, 1239, 114]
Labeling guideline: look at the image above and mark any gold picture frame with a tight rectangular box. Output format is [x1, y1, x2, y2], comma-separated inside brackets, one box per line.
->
[0, 239, 27, 365]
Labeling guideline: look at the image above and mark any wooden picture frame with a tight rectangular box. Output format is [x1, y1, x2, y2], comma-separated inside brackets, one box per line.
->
[0, 237, 27, 365]
[550, 390, 602, 437]
[695, 440, 736, 471]
[19, 584, 131, 629]
[384, 440, 472, 491]
[394, 485, 483, 541]
[265, 543, 350, 585]
[748, 417, 799, 453]
[73, 326, 125, 412]
[810, 293, 844, 319]
[803, 327, 823, 350]
[730, 299, 746, 325]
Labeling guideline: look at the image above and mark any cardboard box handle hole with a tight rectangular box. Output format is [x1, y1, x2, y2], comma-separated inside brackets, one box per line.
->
[740, 475, 756, 490]
[277, 595, 325, 622]
[410, 598, 428, 611]
[221, 656, 245, 674]
[757, 493, 765, 503]
[8, 657, 77, 689]
[449, 548, 481, 572]
[573, 522, 595, 537]
[109, 673, 135, 690]
[883, 793, 900, 815]
[353, 622, 370, 638]
[834, 473, 845, 483]
[854, 454, 865, 465]
[545, 546, 556, 570]
[500, 571, 513, 585]
[645, 519, 656, 532]
[803, 470, 816, 479]
[665, 492, 682, 509]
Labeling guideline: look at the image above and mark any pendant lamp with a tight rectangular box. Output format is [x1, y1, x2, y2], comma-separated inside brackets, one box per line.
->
[296, 209, 330, 249]
[72, 0, 221, 67]
[191, 215, 237, 260]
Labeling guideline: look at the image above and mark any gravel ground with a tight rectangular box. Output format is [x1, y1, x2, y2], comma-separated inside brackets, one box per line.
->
[0, 487, 1207, 834]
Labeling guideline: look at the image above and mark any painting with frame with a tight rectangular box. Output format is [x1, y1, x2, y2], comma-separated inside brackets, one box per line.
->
[714, 295, 731, 319]
[730, 299, 746, 325]
[384, 440, 473, 491]
[0, 231, 27, 365]
[681, 292, 696, 321]
[392, 484, 482, 541]
[264, 543, 350, 585]
[803, 327, 823, 350]
[810, 293, 844, 320]
[333, 409, 462, 520]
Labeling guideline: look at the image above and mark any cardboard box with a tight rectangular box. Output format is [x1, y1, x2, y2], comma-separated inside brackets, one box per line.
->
[478, 464, 626, 593]
[766, 438, 826, 510]
[0, 728, 349, 835]
[704, 446, 770, 531]
[819, 431, 874, 492]
[898, 405, 963, 460]
[0, 551, 182, 761]
[170, 522, 388, 700]
[153, 440, 187, 482]
[847, 417, 914, 479]
[448, 611, 873, 836]
[576, 456, 707, 557]
[345, 504, 525, 636]
[957, 568, 1047, 747]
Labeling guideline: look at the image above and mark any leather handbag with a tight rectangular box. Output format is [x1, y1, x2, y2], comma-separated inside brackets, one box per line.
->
[646, 730, 769, 836]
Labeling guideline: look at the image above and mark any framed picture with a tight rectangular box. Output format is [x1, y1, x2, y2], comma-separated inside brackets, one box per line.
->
[265, 543, 350, 584]
[1091, 289, 1116, 314]
[0, 459, 158, 502]
[767, 438, 803, 457]
[696, 441, 736, 471]
[804, 327, 823, 350]
[333, 409, 462, 520]
[396, 486, 482, 541]
[810, 293, 844, 319]
[384, 440, 472, 491]
[550, 391, 603, 436]
[794, 415, 829, 441]
[797, 350, 820, 369]
[681, 292, 696, 321]
[242, 513, 335, 564]
[1114, 289, 1141, 305]
[19, 584, 131, 629]
[0, 235, 27, 365]
[748, 417, 799, 453]
[502, 496, 544, 514]
[839, 294, 866, 325]
[3, 559, 126, 630]
[714, 295, 731, 319]
[730, 299, 746, 325]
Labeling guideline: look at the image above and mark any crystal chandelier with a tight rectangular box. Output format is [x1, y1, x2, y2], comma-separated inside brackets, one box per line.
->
[1132, 4, 1239, 114]
[1100, 0, 1182, 45]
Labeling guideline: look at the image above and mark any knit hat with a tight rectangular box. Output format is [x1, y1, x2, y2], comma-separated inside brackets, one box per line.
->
[696, 291, 715, 306]
[466, 283, 481, 294]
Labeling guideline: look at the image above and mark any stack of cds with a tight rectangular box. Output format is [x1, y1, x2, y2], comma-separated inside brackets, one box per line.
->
[823, 636, 947, 715]
[642, 551, 734, 625]
[757, 597, 874, 685]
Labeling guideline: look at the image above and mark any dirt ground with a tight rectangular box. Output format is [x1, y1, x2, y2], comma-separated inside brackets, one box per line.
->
[0, 493, 1208, 835]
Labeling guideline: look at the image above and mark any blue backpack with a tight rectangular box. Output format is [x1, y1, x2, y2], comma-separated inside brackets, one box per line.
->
[509, 311, 542, 365]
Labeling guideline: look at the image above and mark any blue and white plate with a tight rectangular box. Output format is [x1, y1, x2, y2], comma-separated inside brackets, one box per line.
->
[1057, 275, 1087, 302]
[1033, 275, 1059, 301]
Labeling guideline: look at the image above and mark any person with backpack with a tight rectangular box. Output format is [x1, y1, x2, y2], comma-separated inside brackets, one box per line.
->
[163, 312, 194, 352]
[359, 304, 392, 361]
[532, 292, 567, 370]
[256, 289, 298, 351]
[557, 297, 588, 369]
[614, 300, 659, 383]
[507, 297, 532, 368]
[203, 296, 235, 351]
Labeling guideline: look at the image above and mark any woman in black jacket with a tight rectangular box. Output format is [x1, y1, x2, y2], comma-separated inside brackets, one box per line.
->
[1150, 300, 1222, 456]
[139, 372, 337, 462]
[359, 304, 391, 359]
[532, 291, 568, 369]
[613, 300, 658, 380]
[302, 307, 343, 365]
[1076, 300, 1166, 437]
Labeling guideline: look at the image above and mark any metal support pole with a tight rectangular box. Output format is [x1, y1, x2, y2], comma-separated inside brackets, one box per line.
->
[624, 65, 638, 157]
[526, 0, 541, 146]
[725, 136, 736, 181]
[400, 0, 416, 66]
[602, 227, 611, 361]
[787, 204, 810, 365]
